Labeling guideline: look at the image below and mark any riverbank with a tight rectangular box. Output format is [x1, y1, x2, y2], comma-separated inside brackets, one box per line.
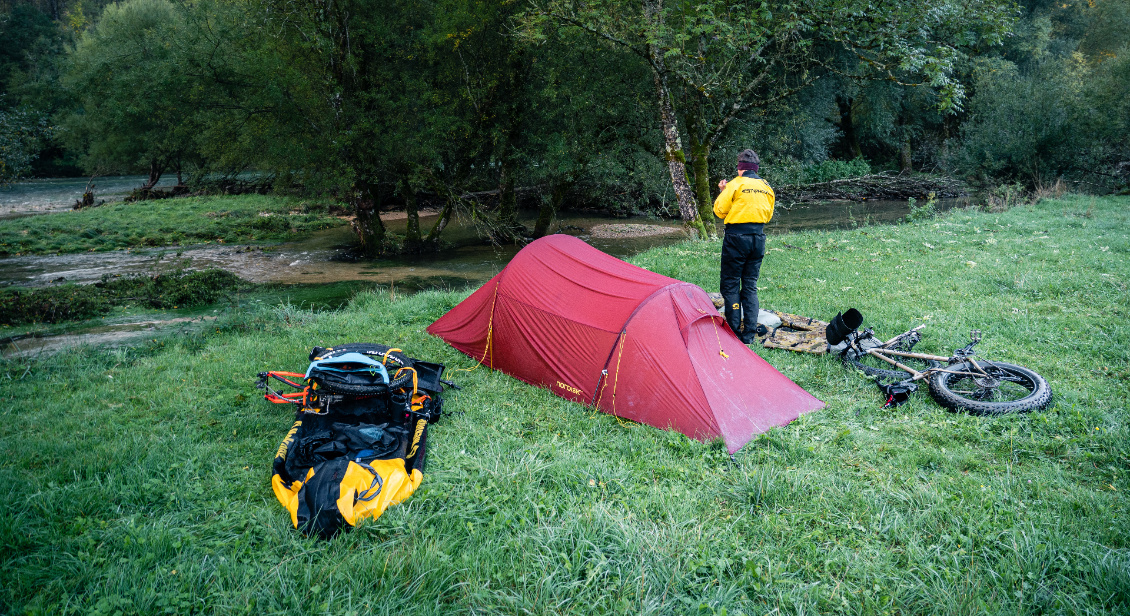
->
[0, 194, 346, 256]
[1, 195, 1126, 614]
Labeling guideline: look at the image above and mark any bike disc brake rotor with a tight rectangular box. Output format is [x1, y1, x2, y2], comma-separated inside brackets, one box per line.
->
[966, 364, 1036, 401]
[970, 374, 1002, 399]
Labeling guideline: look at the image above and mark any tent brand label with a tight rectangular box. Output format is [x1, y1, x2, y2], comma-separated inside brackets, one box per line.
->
[276, 420, 302, 460]
[556, 381, 582, 396]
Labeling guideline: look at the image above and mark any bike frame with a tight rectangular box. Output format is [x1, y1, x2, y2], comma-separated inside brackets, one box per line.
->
[857, 326, 994, 382]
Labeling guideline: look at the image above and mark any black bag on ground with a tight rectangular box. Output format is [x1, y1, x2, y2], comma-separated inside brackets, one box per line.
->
[258, 343, 447, 538]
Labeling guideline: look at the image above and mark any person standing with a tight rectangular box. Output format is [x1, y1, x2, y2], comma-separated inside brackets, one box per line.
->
[713, 149, 775, 343]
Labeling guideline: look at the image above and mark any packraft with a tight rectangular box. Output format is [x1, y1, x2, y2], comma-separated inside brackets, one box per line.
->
[257, 343, 448, 538]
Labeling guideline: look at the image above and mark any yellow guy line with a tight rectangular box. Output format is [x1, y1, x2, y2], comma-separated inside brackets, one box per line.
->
[456, 281, 499, 372]
[610, 331, 626, 414]
[697, 306, 728, 359]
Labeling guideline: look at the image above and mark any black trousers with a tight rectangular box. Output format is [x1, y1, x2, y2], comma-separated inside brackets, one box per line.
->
[720, 231, 766, 339]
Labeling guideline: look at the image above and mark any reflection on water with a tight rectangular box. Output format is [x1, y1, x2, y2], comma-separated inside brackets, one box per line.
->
[764, 197, 970, 233]
[0, 175, 179, 219]
[0, 210, 692, 289]
[0, 197, 971, 291]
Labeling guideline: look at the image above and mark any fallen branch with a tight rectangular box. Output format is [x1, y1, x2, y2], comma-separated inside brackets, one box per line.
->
[776, 172, 967, 204]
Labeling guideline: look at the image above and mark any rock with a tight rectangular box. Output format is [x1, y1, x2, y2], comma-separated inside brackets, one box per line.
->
[757, 309, 782, 329]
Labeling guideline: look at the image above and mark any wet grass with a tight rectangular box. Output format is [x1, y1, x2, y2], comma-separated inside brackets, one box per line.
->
[0, 280, 389, 351]
[0, 194, 348, 256]
[0, 195, 1127, 614]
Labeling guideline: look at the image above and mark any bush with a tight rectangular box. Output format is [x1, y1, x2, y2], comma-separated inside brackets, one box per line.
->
[0, 284, 108, 324]
[951, 50, 1130, 189]
[97, 268, 243, 309]
[0, 268, 243, 325]
[802, 158, 873, 184]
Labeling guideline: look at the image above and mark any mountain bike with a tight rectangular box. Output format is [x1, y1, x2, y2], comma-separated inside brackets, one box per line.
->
[840, 325, 1053, 414]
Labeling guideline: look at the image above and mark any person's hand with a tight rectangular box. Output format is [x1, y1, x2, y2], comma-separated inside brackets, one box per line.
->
[717, 178, 727, 191]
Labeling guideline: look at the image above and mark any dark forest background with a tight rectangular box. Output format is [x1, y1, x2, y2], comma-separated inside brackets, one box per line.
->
[1, 0, 1128, 251]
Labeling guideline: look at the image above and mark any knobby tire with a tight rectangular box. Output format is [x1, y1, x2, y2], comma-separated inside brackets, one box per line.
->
[927, 360, 1052, 415]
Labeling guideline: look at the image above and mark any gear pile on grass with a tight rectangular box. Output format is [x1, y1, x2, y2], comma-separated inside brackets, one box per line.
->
[257, 343, 451, 538]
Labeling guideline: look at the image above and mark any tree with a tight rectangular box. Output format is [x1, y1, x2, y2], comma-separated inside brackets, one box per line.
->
[951, 0, 1130, 187]
[62, 0, 202, 187]
[0, 104, 51, 185]
[524, 0, 1013, 238]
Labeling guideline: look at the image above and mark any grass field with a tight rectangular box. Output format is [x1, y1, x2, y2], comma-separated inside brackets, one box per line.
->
[1, 195, 1127, 614]
[0, 195, 347, 256]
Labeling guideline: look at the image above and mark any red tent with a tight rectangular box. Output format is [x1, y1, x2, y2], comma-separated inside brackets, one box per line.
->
[427, 235, 824, 453]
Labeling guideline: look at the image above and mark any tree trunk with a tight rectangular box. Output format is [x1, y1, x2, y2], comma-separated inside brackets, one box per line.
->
[426, 175, 457, 244]
[838, 97, 863, 160]
[351, 179, 386, 258]
[900, 137, 913, 174]
[688, 139, 718, 239]
[647, 42, 708, 239]
[427, 201, 454, 243]
[143, 159, 164, 190]
[401, 177, 422, 250]
[534, 179, 572, 238]
[498, 157, 520, 239]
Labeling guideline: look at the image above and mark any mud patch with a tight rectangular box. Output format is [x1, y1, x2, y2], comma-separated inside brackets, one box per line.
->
[589, 223, 686, 239]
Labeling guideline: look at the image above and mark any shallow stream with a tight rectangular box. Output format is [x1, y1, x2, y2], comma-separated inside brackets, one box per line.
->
[1, 177, 969, 357]
[0, 174, 179, 219]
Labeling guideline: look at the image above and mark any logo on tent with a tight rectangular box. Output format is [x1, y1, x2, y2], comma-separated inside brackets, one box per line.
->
[556, 381, 582, 396]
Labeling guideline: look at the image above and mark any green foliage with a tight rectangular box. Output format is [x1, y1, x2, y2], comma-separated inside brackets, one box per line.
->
[0, 104, 51, 185]
[904, 192, 938, 222]
[4, 0, 1123, 241]
[0, 196, 1127, 614]
[0, 4, 59, 95]
[0, 268, 242, 324]
[711, 82, 842, 187]
[751, 156, 872, 188]
[803, 158, 873, 184]
[0, 194, 345, 255]
[952, 0, 1130, 188]
[954, 57, 1092, 186]
[61, 0, 198, 178]
[0, 280, 108, 324]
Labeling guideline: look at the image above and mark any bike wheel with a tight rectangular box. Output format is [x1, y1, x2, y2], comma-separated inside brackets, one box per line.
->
[843, 337, 938, 380]
[928, 361, 1052, 415]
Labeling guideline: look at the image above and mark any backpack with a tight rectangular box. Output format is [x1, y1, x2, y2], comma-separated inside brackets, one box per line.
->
[257, 343, 448, 538]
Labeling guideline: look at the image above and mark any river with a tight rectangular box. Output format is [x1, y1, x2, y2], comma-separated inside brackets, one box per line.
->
[0, 178, 967, 357]
[0, 175, 968, 290]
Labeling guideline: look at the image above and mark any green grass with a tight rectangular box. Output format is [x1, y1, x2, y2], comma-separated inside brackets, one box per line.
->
[1, 195, 1127, 615]
[0, 195, 347, 256]
[0, 269, 245, 325]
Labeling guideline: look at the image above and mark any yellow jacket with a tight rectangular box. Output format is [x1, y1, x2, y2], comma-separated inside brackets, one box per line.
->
[713, 174, 775, 224]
